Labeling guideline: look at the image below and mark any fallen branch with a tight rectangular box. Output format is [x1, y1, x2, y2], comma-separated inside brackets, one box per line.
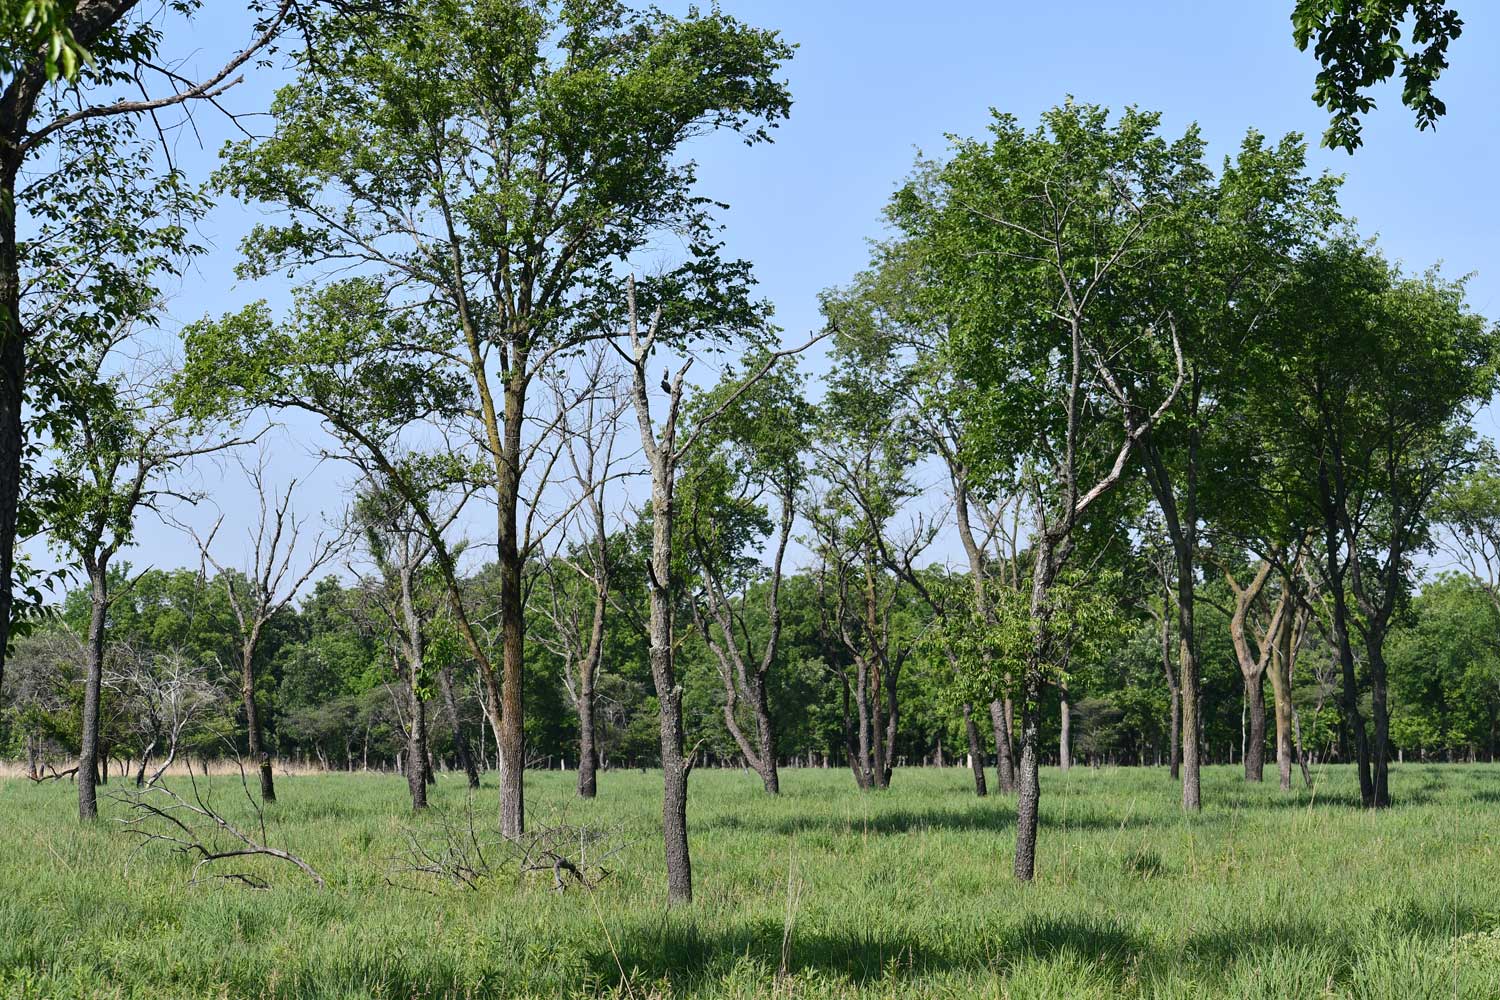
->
[112, 759, 324, 890]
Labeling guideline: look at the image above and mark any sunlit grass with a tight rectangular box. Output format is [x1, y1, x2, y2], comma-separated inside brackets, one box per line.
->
[2, 763, 1498, 997]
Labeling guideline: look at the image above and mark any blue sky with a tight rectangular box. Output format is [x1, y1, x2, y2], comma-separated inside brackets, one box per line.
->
[79, 0, 1499, 584]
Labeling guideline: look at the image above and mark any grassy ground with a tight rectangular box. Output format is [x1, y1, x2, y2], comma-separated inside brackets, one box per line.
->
[2, 763, 1499, 998]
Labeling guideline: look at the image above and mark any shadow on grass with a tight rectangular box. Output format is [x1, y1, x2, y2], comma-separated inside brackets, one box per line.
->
[587, 898, 1495, 997]
[698, 803, 1167, 839]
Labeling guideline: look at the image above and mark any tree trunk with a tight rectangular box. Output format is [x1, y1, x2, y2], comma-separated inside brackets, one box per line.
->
[1243, 671, 1266, 782]
[962, 703, 987, 797]
[240, 643, 275, 803]
[1159, 603, 1182, 781]
[437, 660, 480, 790]
[645, 463, 691, 904]
[1177, 565, 1201, 811]
[1366, 632, 1392, 807]
[77, 566, 109, 821]
[1014, 667, 1043, 881]
[854, 659, 874, 790]
[990, 699, 1015, 793]
[1269, 608, 1295, 791]
[407, 678, 428, 810]
[0, 158, 23, 701]
[1014, 536, 1056, 882]
[1329, 577, 1373, 805]
[577, 668, 598, 798]
[1058, 683, 1071, 772]
[751, 673, 779, 794]
[495, 379, 528, 837]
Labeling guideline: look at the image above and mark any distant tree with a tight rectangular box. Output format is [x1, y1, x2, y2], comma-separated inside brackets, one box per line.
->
[1262, 241, 1497, 806]
[185, 458, 343, 803]
[680, 363, 811, 795]
[351, 467, 473, 810]
[807, 361, 931, 793]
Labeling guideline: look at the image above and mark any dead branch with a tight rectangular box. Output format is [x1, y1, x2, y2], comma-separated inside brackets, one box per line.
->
[112, 762, 325, 890]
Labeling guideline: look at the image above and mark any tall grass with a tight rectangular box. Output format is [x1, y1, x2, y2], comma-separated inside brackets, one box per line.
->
[2, 763, 1498, 998]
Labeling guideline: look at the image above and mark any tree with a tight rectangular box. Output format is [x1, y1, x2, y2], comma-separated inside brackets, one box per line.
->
[680, 363, 810, 795]
[1265, 240, 1496, 806]
[186, 459, 343, 803]
[351, 467, 473, 809]
[104, 643, 228, 787]
[807, 360, 931, 793]
[531, 355, 629, 798]
[0, 1, 301, 689]
[889, 103, 1186, 878]
[46, 339, 235, 820]
[1291, 1, 1464, 151]
[197, 0, 792, 837]
[618, 275, 816, 905]
[822, 243, 1029, 795]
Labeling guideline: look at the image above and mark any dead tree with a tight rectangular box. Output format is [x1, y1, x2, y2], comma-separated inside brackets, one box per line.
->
[115, 759, 324, 890]
[104, 644, 228, 787]
[533, 355, 630, 799]
[188, 456, 343, 804]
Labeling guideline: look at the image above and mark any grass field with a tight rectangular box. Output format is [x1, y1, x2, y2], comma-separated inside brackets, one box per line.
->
[3, 763, 1500, 998]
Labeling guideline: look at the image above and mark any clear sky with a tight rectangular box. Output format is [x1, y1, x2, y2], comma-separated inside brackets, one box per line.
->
[69, 0, 1499, 588]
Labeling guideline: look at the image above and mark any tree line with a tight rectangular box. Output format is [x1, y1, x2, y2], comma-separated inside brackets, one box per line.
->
[0, 0, 1492, 904]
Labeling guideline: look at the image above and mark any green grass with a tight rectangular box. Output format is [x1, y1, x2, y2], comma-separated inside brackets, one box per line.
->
[3, 764, 1500, 998]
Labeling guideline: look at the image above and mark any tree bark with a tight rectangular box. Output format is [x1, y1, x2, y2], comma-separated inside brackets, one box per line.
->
[1058, 683, 1071, 772]
[962, 703, 987, 796]
[240, 636, 275, 803]
[577, 665, 598, 798]
[990, 699, 1015, 793]
[1177, 564, 1201, 811]
[1014, 535, 1057, 882]
[77, 565, 109, 821]
[1243, 672, 1266, 782]
[1269, 604, 1296, 791]
[646, 470, 691, 904]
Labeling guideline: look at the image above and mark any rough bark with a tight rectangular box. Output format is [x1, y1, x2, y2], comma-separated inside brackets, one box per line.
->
[399, 567, 429, 811]
[1243, 673, 1267, 781]
[1268, 600, 1296, 791]
[1014, 535, 1057, 882]
[77, 565, 109, 820]
[239, 625, 275, 804]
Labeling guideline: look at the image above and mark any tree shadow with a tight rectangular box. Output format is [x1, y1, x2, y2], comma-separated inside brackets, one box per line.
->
[585, 913, 1147, 995]
[700, 803, 1161, 839]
